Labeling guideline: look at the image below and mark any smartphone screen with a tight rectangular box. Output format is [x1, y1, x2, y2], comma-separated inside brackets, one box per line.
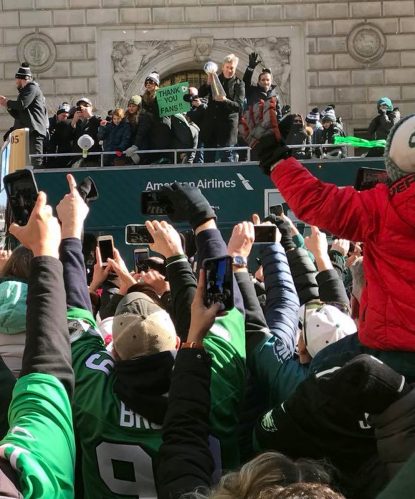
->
[98, 237, 114, 265]
[354, 167, 388, 191]
[269, 204, 284, 216]
[134, 248, 150, 273]
[125, 224, 154, 245]
[3, 169, 38, 226]
[141, 191, 173, 216]
[254, 225, 276, 244]
[203, 256, 234, 311]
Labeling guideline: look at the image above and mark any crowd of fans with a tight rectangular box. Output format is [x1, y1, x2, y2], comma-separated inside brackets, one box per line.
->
[1, 102, 415, 497]
[1, 53, 415, 499]
[1, 56, 400, 169]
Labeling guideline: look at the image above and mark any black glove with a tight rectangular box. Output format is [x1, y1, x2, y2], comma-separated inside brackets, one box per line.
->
[77, 176, 98, 205]
[281, 104, 291, 116]
[248, 52, 261, 69]
[161, 182, 216, 230]
[378, 108, 387, 115]
[256, 133, 291, 176]
[264, 214, 296, 252]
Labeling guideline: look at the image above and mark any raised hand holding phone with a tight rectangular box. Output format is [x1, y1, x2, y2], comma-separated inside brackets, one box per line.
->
[187, 269, 223, 345]
[145, 220, 184, 258]
[9, 191, 61, 258]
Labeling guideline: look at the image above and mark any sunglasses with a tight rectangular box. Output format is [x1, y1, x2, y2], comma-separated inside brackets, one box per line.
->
[145, 80, 156, 85]
[293, 120, 303, 124]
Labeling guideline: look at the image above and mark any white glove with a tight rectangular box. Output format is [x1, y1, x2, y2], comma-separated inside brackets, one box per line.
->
[131, 152, 140, 164]
[125, 145, 138, 158]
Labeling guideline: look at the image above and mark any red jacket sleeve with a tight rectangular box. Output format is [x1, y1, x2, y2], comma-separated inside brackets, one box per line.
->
[271, 157, 379, 242]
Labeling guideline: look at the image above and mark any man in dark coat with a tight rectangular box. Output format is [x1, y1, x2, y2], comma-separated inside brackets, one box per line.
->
[45, 102, 74, 168]
[199, 54, 245, 163]
[0, 62, 48, 167]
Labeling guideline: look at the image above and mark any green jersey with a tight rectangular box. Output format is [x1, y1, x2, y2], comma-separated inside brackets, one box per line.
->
[0, 373, 75, 498]
[69, 306, 245, 498]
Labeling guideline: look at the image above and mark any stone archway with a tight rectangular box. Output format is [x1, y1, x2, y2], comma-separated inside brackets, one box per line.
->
[98, 25, 305, 113]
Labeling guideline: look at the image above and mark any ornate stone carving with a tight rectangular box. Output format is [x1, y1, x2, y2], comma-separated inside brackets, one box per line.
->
[17, 33, 56, 73]
[347, 23, 386, 63]
[191, 36, 213, 62]
[109, 36, 292, 107]
[111, 40, 184, 105]
[226, 37, 291, 103]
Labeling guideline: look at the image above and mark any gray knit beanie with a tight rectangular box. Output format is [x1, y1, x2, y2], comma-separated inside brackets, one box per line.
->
[384, 114, 415, 183]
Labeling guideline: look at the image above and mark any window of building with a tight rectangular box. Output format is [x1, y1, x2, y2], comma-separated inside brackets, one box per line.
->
[160, 70, 206, 88]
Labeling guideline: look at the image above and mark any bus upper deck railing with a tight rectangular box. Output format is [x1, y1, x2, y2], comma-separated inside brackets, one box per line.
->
[30, 142, 371, 168]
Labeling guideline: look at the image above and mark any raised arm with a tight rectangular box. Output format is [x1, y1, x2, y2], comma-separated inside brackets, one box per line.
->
[156, 271, 220, 498]
[56, 174, 93, 313]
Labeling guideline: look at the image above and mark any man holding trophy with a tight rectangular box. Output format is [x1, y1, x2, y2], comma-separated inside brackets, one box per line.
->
[198, 54, 245, 163]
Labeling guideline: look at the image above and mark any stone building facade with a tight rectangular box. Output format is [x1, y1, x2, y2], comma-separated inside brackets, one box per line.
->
[0, 0, 414, 136]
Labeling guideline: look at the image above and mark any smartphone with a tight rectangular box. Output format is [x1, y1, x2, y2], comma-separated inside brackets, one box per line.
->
[97, 235, 114, 266]
[3, 169, 39, 226]
[269, 204, 284, 216]
[141, 191, 174, 216]
[254, 224, 277, 244]
[125, 224, 154, 245]
[133, 248, 150, 273]
[354, 167, 388, 191]
[203, 255, 234, 311]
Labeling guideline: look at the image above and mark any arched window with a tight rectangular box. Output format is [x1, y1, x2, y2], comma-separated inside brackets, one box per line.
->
[160, 70, 206, 88]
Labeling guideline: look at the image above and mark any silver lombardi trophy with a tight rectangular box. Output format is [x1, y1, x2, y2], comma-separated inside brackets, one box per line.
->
[203, 61, 226, 100]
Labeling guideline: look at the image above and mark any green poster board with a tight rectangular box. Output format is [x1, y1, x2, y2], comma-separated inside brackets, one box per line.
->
[156, 82, 191, 117]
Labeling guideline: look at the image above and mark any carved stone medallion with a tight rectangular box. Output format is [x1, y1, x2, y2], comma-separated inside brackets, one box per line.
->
[347, 23, 386, 63]
[17, 33, 56, 73]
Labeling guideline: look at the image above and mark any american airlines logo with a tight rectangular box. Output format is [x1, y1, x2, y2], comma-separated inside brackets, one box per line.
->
[236, 173, 254, 190]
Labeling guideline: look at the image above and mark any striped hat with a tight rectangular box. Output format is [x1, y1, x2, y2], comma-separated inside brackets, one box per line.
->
[322, 107, 336, 123]
[15, 62, 32, 80]
[306, 107, 320, 124]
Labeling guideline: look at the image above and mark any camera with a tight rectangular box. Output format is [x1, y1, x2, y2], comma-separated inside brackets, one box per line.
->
[183, 94, 197, 104]
[76, 106, 82, 112]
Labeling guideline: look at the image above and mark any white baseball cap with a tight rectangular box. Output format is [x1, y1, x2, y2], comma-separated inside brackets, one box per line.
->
[299, 301, 356, 358]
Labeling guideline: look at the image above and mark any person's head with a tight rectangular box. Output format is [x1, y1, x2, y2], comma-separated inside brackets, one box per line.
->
[377, 97, 393, 112]
[56, 102, 71, 122]
[0, 246, 33, 280]
[291, 113, 304, 129]
[127, 95, 142, 114]
[189, 86, 198, 98]
[112, 291, 177, 361]
[76, 97, 93, 118]
[384, 113, 415, 182]
[258, 69, 272, 91]
[305, 107, 320, 129]
[321, 107, 336, 129]
[144, 72, 160, 93]
[191, 452, 338, 498]
[222, 54, 239, 79]
[276, 482, 345, 498]
[111, 108, 125, 125]
[297, 301, 356, 363]
[15, 62, 32, 89]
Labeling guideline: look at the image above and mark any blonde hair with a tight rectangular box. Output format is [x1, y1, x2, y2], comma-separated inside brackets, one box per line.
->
[112, 108, 125, 119]
[185, 452, 336, 499]
[223, 53, 239, 66]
